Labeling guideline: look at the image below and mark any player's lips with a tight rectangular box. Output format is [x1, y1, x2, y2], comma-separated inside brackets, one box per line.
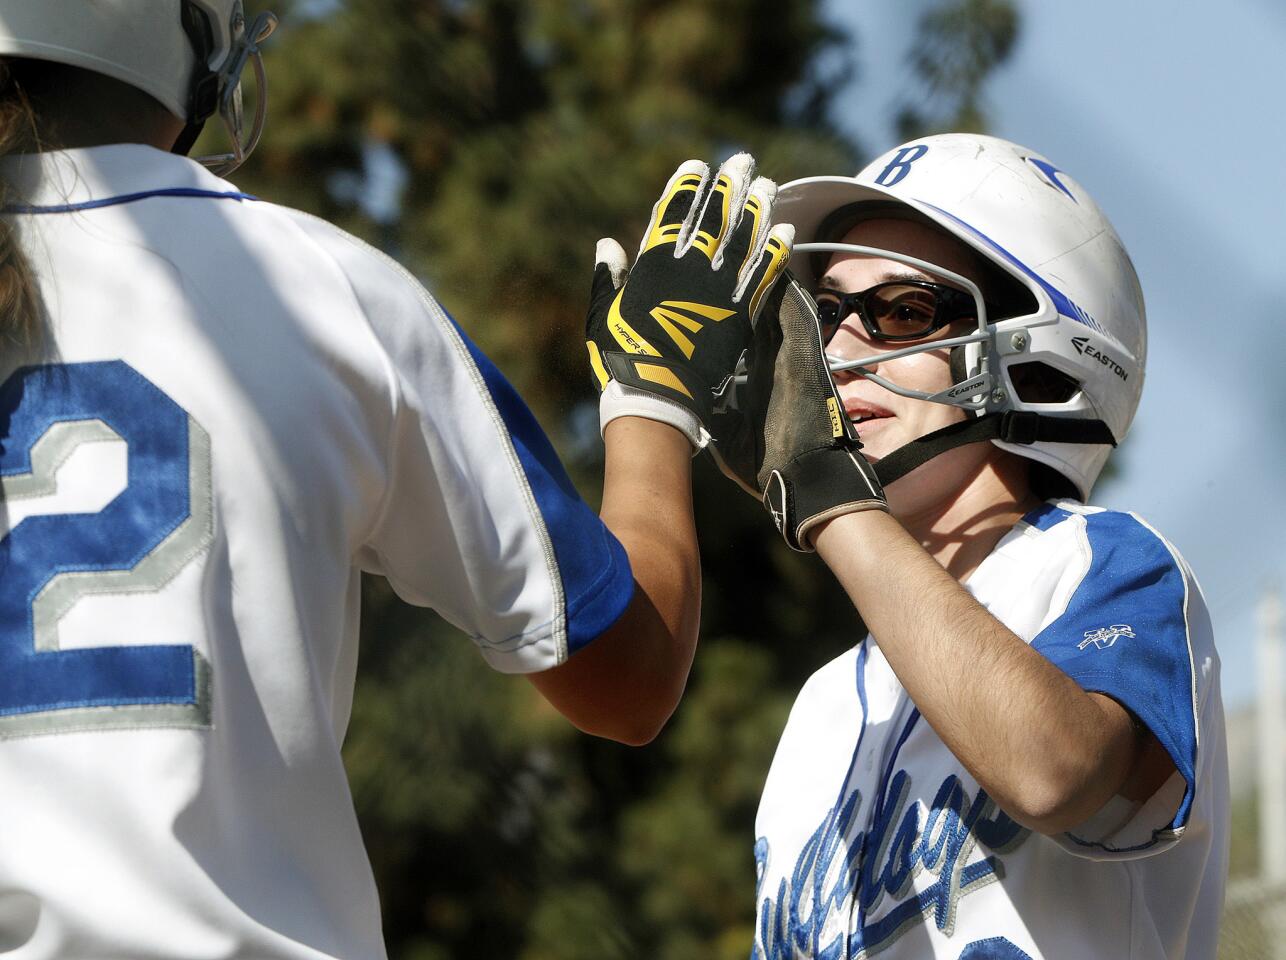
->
[844, 399, 894, 428]
[846, 400, 894, 441]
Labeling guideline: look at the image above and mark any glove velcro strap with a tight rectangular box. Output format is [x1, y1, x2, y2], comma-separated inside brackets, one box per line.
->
[601, 351, 712, 423]
[762, 446, 887, 552]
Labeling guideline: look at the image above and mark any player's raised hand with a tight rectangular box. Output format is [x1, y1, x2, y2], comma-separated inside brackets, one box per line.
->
[713, 274, 888, 551]
[586, 154, 792, 451]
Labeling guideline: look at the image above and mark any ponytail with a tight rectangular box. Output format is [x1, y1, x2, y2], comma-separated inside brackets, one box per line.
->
[0, 59, 42, 354]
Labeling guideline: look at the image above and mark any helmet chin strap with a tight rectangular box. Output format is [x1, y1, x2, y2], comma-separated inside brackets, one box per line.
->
[171, 123, 205, 159]
[172, 2, 277, 175]
[871, 411, 1116, 487]
[840, 329, 1116, 487]
[172, 0, 218, 159]
[845, 336, 1116, 488]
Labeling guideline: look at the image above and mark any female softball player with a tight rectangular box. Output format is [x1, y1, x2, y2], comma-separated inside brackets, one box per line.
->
[590, 133, 1228, 959]
[0, 3, 787, 957]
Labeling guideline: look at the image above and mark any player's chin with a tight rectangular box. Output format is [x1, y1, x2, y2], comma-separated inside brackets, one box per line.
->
[879, 459, 948, 518]
[852, 417, 903, 460]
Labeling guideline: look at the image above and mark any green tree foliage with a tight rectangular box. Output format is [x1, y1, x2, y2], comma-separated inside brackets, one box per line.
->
[221, 1, 1019, 956]
[237, 0, 858, 410]
[895, 0, 1019, 139]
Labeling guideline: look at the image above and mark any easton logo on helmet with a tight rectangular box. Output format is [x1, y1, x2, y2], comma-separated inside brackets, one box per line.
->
[1070, 337, 1129, 381]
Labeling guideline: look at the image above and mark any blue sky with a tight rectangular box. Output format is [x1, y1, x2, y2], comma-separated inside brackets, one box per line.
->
[825, 0, 1286, 709]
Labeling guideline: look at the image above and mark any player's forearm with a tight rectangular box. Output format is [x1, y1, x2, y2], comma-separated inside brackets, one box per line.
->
[813, 509, 1137, 833]
[600, 418, 702, 670]
[528, 417, 700, 745]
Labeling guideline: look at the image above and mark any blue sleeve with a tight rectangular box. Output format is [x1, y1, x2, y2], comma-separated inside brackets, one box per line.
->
[450, 317, 634, 656]
[1030, 511, 1196, 835]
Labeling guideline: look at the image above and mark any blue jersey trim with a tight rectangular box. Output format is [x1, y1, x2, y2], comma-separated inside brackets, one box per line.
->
[831, 641, 873, 959]
[1030, 511, 1197, 840]
[960, 938, 1035, 960]
[857, 704, 921, 929]
[3, 187, 258, 215]
[1022, 501, 1074, 532]
[1059, 822, 1181, 855]
[917, 201, 1105, 333]
[832, 642, 874, 810]
[829, 641, 874, 841]
[445, 313, 634, 656]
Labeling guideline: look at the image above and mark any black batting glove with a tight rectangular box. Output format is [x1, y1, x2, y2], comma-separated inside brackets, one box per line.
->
[711, 273, 887, 551]
[586, 155, 792, 450]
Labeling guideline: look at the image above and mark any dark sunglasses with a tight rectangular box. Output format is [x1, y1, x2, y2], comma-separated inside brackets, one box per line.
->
[815, 279, 981, 343]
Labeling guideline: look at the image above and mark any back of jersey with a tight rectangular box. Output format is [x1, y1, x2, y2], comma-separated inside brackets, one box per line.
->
[0, 146, 633, 959]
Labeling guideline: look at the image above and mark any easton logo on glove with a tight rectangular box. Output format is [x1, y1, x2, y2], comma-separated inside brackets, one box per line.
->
[585, 155, 793, 450]
[602, 297, 736, 362]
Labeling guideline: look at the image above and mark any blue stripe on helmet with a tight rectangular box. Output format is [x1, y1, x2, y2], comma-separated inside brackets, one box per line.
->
[918, 201, 1104, 334]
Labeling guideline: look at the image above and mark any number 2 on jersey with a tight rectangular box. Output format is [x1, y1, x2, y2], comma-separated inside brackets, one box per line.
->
[0, 361, 212, 738]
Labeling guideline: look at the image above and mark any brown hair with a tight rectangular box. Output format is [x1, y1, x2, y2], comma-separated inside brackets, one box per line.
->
[0, 58, 43, 354]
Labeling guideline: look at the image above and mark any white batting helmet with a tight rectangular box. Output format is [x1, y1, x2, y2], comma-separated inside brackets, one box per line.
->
[776, 133, 1146, 500]
[0, 0, 277, 174]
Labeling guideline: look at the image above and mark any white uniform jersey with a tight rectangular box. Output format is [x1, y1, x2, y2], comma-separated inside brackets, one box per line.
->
[0, 146, 634, 959]
[753, 500, 1228, 960]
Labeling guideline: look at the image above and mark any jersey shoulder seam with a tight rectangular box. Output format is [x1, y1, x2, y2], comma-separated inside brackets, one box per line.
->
[260, 206, 413, 551]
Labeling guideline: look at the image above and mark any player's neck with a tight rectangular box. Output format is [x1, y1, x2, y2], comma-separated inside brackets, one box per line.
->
[18, 63, 185, 153]
[900, 454, 1040, 583]
[37, 115, 184, 153]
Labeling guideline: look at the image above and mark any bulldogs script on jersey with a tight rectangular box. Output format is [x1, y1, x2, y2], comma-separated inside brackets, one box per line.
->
[753, 501, 1228, 960]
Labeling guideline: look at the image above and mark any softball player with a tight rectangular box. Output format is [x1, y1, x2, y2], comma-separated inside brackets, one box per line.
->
[586, 130, 1230, 958]
[0, 3, 786, 957]
[728, 135, 1226, 959]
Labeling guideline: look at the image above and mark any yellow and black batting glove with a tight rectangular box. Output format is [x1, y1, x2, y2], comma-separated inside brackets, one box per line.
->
[586, 154, 792, 451]
[711, 274, 887, 551]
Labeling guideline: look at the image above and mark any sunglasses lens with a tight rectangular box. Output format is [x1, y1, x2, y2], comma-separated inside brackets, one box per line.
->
[814, 295, 843, 342]
[867, 283, 940, 339]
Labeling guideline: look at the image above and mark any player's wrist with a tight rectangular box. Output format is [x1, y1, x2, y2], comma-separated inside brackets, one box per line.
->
[602, 412, 697, 459]
[598, 379, 706, 452]
[811, 507, 900, 557]
[602, 417, 695, 531]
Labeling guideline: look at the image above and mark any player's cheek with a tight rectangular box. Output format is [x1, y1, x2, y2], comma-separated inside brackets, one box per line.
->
[893, 352, 963, 439]
[895, 349, 955, 396]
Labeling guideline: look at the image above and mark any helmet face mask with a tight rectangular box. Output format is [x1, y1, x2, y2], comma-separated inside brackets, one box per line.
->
[774, 134, 1147, 500]
[801, 240, 999, 413]
[197, 6, 278, 175]
[0, 0, 277, 174]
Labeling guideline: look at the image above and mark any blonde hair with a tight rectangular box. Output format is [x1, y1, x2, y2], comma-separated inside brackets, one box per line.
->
[0, 59, 42, 354]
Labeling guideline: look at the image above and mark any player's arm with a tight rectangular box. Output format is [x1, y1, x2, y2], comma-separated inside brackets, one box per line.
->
[717, 276, 1175, 835]
[307, 191, 747, 746]
[812, 510, 1175, 835]
[529, 155, 791, 745]
[527, 417, 698, 746]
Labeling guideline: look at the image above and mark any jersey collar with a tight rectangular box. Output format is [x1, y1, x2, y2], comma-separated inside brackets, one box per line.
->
[0, 144, 244, 212]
